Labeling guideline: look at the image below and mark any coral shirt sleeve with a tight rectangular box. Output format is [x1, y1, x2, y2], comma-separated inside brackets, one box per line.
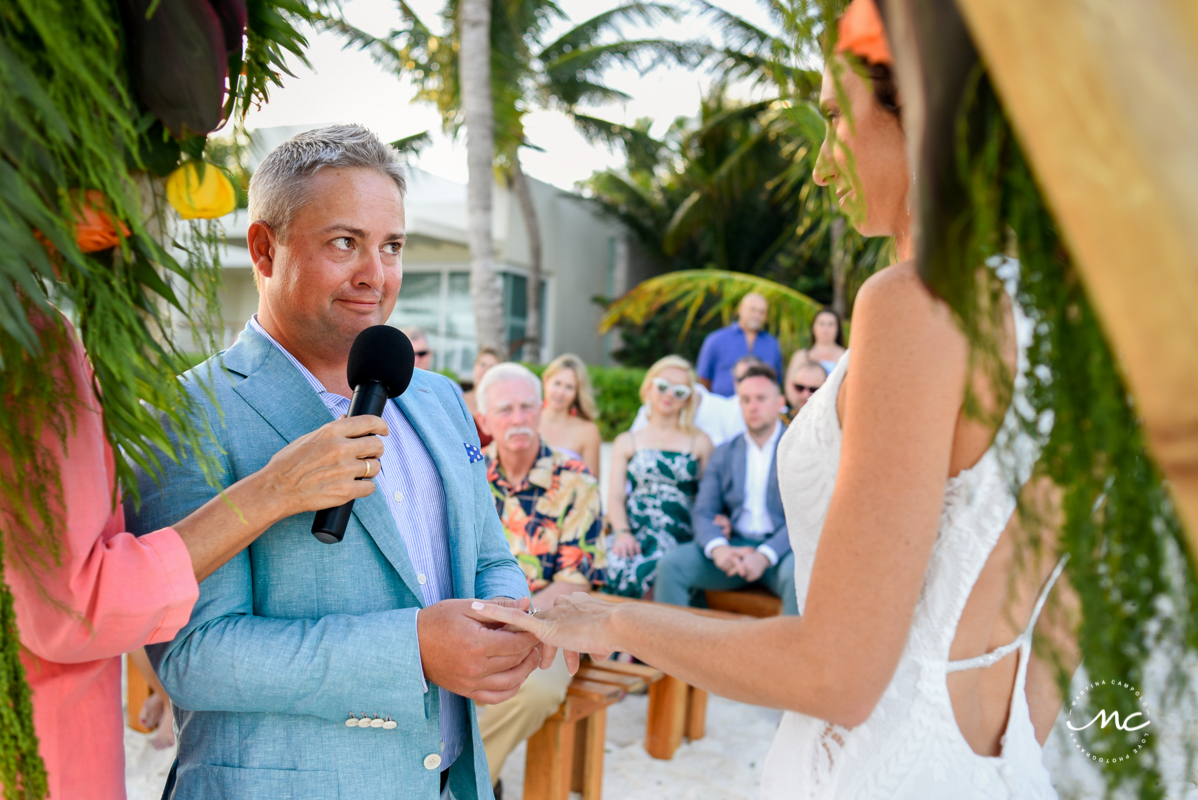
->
[3, 334, 199, 665]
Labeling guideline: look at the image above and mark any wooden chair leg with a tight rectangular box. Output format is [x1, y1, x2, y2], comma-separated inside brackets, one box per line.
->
[569, 709, 606, 800]
[126, 653, 153, 734]
[685, 686, 707, 741]
[645, 674, 688, 760]
[524, 717, 577, 800]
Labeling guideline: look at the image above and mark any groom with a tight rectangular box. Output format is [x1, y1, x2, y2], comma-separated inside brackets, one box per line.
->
[127, 125, 536, 800]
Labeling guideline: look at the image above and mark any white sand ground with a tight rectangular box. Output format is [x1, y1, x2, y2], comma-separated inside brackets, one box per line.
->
[124, 689, 1197, 800]
[123, 693, 783, 800]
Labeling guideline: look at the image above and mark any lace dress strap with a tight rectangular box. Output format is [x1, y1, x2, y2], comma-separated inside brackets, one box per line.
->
[946, 554, 1069, 673]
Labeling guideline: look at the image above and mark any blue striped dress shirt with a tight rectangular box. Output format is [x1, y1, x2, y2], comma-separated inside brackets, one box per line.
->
[249, 316, 463, 769]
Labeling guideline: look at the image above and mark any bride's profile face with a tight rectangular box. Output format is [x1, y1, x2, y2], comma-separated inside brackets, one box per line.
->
[814, 59, 909, 239]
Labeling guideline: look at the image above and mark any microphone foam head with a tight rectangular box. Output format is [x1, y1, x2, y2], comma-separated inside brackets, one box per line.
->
[346, 326, 415, 398]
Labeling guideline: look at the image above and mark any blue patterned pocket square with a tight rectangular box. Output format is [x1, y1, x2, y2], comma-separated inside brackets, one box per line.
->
[465, 443, 484, 463]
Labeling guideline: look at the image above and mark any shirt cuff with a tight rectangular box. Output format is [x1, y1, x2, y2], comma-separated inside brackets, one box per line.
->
[704, 537, 730, 559]
[414, 608, 429, 694]
[757, 544, 779, 567]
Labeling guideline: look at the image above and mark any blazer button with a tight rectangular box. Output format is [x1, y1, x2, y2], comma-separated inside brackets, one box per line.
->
[345, 715, 358, 727]
[357, 717, 372, 728]
[382, 718, 398, 730]
[423, 753, 442, 771]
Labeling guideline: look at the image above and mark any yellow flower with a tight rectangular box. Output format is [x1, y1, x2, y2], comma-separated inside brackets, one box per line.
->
[166, 162, 237, 219]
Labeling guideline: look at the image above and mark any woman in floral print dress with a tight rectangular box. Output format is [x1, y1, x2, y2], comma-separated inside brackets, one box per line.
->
[606, 356, 714, 597]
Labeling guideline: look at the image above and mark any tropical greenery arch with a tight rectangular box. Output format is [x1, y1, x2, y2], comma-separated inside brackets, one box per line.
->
[0, 1, 317, 794]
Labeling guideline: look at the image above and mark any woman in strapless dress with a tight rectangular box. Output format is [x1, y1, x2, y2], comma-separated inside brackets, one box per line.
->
[539, 353, 602, 477]
[472, 3, 1076, 797]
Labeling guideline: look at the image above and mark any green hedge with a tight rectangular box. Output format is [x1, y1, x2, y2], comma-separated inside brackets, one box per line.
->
[523, 363, 646, 442]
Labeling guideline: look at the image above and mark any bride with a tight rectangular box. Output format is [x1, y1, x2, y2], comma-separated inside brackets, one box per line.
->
[472, 2, 1075, 796]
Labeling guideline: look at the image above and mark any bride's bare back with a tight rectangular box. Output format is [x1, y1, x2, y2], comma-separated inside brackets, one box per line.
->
[835, 261, 1076, 756]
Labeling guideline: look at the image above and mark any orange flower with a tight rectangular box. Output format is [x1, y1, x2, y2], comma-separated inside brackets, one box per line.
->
[73, 190, 130, 253]
[836, 0, 892, 66]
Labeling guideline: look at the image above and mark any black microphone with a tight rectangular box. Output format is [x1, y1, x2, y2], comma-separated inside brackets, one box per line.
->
[311, 325, 415, 544]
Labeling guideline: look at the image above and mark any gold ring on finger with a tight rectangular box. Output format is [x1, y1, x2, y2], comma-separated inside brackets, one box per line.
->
[361, 459, 372, 479]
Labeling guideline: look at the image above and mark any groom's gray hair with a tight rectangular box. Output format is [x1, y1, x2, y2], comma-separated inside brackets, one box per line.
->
[248, 124, 406, 242]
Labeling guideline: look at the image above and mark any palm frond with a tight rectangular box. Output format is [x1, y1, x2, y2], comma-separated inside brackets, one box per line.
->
[538, 2, 681, 62]
[390, 130, 432, 155]
[600, 269, 826, 355]
[569, 113, 663, 159]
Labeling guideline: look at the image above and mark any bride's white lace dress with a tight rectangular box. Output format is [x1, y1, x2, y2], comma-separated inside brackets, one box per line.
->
[761, 295, 1064, 799]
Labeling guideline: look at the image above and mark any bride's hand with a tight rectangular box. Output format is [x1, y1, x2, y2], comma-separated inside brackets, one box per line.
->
[470, 592, 619, 675]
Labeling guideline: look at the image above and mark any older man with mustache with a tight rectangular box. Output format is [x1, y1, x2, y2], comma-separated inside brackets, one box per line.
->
[477, 363, 605, 798]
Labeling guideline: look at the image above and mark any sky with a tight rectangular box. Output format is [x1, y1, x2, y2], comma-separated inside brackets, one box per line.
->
[224, 0, 779, 190]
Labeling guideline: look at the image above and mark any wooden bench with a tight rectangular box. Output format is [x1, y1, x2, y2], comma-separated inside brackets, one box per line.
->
[126, 653, 153, 734]
[523, 673, 626, 800]
[584, 593, 750, 760]
[704, 586, 783, 618]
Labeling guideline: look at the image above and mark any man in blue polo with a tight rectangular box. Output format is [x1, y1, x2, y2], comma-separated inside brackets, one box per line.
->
[695, 292, 783, 397]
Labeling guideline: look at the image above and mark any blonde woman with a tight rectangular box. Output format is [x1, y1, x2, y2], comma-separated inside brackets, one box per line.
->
[540, 354, 602, 476]
[606, 355, 714, 598]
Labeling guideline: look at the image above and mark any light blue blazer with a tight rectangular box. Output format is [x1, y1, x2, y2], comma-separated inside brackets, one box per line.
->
[125, 325, 527, 800]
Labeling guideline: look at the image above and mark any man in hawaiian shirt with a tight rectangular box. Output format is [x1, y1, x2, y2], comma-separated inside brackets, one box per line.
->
[476, 362, 605, 798]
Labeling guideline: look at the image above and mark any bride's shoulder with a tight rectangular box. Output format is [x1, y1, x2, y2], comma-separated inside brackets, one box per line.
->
[853, 260, 962, 347]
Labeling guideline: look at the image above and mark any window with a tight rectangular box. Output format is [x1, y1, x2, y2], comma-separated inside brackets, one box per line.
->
[390, 269, 543, 375]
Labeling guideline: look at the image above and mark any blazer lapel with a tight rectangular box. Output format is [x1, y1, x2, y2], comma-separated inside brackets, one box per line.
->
[228, 327, 424, 601]
[766, 434, 784, 522]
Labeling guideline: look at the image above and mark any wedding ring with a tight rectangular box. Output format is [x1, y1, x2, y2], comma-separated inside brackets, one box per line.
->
[361, 460, 372, 479]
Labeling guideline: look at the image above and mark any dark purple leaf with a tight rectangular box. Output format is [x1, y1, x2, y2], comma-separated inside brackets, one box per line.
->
[210, 0, 248, 55]
[121, 0, 227, 138]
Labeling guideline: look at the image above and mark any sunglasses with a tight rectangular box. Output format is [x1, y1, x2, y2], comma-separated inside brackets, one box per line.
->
[792, 383, 820, 394]
[652, 377, 693, 400]
[413, 349, 431, 358]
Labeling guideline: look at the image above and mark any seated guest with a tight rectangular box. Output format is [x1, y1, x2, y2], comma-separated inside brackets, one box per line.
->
[607, 356, 714, 598]
[464, 346, 504, 446]
[655, 364, 798, 616]
[695, 292, 784, 396]
[539, 353, 602, 476]
[784, 358, 829, 420]
[477, 363, 605, 799]
[629, 355, 759, 447]
[789, 306, 846, 375]
[463, 346, 504, 415]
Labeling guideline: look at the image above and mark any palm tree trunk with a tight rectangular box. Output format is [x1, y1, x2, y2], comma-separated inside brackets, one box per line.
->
[510, 157, 543, 363]
[459, 0, 506, 353]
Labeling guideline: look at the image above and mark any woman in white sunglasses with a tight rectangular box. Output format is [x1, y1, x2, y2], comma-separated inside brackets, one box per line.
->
[605, 355, 714, 598]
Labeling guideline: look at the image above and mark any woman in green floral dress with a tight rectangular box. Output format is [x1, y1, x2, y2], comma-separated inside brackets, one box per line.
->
[606, 356, 714, 597]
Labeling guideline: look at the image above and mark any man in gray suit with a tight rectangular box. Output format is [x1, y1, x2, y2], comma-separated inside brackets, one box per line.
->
[127, 125, 539, 799]
[654, 364, 798, 616]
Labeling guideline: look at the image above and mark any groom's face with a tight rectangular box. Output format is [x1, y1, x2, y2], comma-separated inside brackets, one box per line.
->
[254, 167, 406, 355]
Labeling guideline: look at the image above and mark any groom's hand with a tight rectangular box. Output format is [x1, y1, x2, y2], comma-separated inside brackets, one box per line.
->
[418, 598, 541, 704]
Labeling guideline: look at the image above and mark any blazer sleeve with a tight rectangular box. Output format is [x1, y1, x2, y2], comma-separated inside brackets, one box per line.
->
[127, 387, 431, 730]
[444, 377, 528, 602]
[691, 444, 728, 551]
[4, 334, 199, 665]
